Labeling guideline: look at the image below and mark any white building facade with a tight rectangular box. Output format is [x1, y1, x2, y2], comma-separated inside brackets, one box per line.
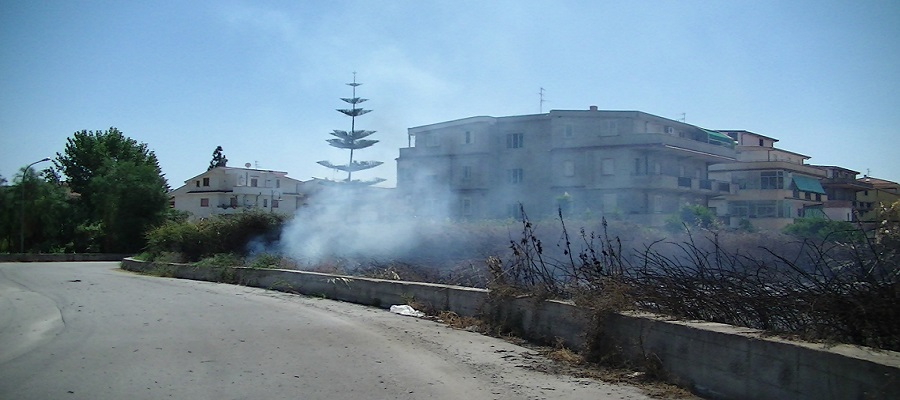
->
[708, 131, 828, 230]
[170, 167, 308, 219]
[396, 107, 737, 225]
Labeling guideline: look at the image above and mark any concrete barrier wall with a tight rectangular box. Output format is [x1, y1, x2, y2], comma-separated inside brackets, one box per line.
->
[120, 258, 899, 400]
[0, 253, 133, 262]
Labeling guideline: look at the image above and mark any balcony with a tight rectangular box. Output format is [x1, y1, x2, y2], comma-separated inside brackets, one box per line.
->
[628, 174, 732, 194]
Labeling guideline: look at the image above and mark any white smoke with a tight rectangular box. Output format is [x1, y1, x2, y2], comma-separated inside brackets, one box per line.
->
[275, 181, 456, 267]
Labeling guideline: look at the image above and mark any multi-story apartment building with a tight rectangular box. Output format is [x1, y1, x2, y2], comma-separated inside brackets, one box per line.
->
[708, 131, 828, 230]
[396, 107, 736, 225]
[811, 165, 872, 222]
[856, 176, 900, 222]
[170, 166, 309, 219]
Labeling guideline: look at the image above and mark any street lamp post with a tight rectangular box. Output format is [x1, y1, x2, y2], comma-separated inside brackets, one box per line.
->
[20, 157, 51, 254]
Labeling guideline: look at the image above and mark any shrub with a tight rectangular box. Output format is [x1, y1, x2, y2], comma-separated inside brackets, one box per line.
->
[144, 209, 286, 262]
[495, 207, 899, 351]
[665, 204, 719, 232]
[247, 253, 294, 269]
[782, 217, 865, 243]
[194, 253, 244, 268]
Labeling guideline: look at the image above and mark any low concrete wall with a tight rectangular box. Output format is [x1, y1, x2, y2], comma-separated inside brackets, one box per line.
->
[0, 253, 133, 262]
[120, 258, 899, 400]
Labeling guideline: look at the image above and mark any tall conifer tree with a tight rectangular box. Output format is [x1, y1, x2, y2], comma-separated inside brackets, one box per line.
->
[317, 74, 384, 185]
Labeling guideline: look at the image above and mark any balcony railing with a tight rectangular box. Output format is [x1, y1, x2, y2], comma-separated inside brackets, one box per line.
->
[628, 174, 731, 194]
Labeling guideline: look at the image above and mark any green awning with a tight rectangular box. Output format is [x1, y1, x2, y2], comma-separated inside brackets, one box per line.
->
[792, 175, 826, 194]
[702, 129, 735, 147]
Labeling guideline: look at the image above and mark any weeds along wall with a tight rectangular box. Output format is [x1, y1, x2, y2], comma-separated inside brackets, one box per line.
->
[121, 258, 899, 400]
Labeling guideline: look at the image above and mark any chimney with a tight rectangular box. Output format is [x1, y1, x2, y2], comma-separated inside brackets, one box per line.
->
[589, 105, 598, 111]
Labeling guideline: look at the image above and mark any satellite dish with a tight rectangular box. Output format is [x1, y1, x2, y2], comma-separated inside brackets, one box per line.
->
[245, 163, 251, 168]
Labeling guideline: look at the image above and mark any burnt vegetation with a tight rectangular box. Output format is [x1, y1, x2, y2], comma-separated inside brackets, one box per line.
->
[492, 206, 899, 352]
[142, 203, 899, 352]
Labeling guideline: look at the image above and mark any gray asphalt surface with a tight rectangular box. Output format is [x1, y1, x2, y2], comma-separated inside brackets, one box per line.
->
[0, 262, 651, 400]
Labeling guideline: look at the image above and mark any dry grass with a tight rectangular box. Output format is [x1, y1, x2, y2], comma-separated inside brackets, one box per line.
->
[436, 311, 486, 332]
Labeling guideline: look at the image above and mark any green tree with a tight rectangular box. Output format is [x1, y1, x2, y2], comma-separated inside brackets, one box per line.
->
[208, 145, 228, 170]
[0, 167, 73, 253]
[665, 204, 720, 232]
[54, 127, 168, 252]
[782, 217, 864, 243]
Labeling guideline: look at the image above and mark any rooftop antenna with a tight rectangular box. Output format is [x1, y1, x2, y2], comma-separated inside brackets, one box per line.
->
[538, 87, 547, 113]
[679, 113, 686, 122]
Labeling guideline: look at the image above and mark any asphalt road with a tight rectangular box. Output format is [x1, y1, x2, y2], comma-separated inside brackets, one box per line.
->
[0, 262, 652, 400]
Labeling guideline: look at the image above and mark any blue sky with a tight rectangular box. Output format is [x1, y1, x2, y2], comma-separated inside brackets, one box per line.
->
[2, 0, 899, 188]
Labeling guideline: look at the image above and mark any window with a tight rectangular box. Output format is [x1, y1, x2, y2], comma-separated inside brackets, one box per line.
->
[462, 166, 472, 180]
[195, 180, 200, 188]
[564, 125, 573, 138]
[272, 199, 279, 208]
[760, 171, 783, 189]
[729, 200, 786, 218]
[759, 138, 764, 146]
[601, 120, 618, 136]
[507, 168, 523, 184]
[426, 134, 440, 147]
[276, 179, 280, 189]
[200, 198, 209, 207]
[507, 203, 523, 219]
[263, 199, 268, 207]
[461, 198, 472, 215]
[202, 177, 210, 186]
[250, 178, 258, 187]
[229, 197, 238, 207]
[602, 193, 617, 212]
[506, 133, 523, 148]
[464, 131, 472, 144]
[563, 160, 575, 177]
[601, 158, 615, 175]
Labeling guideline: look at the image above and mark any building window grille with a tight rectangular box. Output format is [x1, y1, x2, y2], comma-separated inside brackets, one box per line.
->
[760, 171, 783, 189]
[507, 168, 524, 184]
[200, 198, 209, 207]
[563, 161, 575, 177]
[506, 133, 524, 148]
[202, 177, 210, 186]
[601, 158, 615, 175]
[507, 203, 523, 219]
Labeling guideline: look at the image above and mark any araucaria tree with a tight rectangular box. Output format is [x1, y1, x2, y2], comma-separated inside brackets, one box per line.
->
[316, 74, 385, 185]
[208, 145, 228, 170]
